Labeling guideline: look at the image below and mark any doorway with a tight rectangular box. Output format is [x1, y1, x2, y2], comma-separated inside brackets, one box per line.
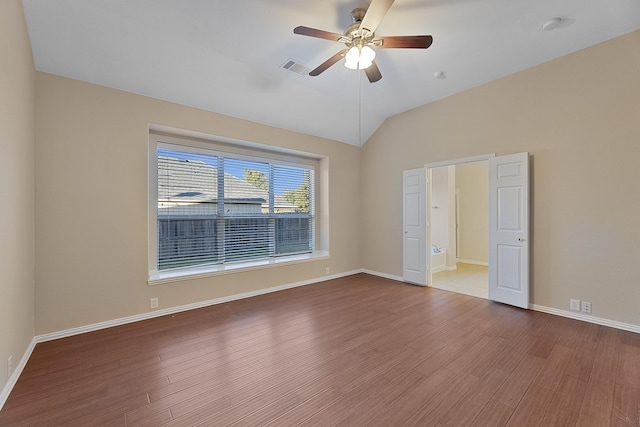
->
[428, 161, 489, 299]
[403, 152, 530, 309]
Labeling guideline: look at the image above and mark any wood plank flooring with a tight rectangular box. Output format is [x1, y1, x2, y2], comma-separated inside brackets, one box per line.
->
[1, 273, 639, 426]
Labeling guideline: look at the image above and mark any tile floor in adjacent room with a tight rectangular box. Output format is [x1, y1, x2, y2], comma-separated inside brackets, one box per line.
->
[431, 262, 488, 299]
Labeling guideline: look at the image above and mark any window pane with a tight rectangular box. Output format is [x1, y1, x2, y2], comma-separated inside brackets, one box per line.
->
[158, 149, 219, 207]
[225, 217, 270, 261]
[276, 217, 312, 254]
[221, 158, 272, 263]
[158, 218, 218, 269]
[274, 165, 312, 214]
[157, 149, 219, 270]
[273, 164, 313, 255]
[222, 158, 270, 215]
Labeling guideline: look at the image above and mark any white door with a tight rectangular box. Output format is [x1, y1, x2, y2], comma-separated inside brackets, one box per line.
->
[403, 168, 428, 286]
[488, 152, 529, 308]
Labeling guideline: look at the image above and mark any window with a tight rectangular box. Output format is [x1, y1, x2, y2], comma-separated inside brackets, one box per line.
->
[149, 131, 323, 282]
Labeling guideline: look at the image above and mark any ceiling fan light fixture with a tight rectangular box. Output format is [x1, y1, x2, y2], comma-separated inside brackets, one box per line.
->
[344, 46, 360, 69]
[344, 45, 376, 70]
[359, 45, 375, 68]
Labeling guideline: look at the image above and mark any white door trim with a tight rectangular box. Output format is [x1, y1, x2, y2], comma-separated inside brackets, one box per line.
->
[426, 153, 495, 169]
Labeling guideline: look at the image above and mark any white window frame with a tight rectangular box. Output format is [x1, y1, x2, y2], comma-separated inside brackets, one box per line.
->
[148, 128, 329, 285]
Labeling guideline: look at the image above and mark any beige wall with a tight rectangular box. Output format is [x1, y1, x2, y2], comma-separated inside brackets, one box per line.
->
[362, 30, 640, 326]
[456, 161, 488, 264]
[34, 73, 361, 334]
[0, 0, 36, 392]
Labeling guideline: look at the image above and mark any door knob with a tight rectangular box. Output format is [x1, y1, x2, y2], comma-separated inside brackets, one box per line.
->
[518, 238, 525, 242]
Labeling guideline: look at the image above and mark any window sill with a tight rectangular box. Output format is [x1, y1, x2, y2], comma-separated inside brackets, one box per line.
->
[148, 251, 330, 286]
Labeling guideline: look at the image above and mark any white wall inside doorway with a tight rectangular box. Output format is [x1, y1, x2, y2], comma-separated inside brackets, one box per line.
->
[430, 166, 457, 270]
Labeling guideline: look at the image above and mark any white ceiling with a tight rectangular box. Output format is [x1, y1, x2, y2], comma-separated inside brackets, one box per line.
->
[22, 0, 640, 146]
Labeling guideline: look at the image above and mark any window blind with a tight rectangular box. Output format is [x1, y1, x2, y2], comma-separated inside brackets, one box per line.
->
[157, 147, 314, 271]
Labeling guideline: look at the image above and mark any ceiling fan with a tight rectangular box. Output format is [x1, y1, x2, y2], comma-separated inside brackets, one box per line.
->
[293, 0, 433, 83]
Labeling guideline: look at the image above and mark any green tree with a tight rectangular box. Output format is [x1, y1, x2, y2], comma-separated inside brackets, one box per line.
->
[244, 169, 268, 190]
[284, 171, 310, 213]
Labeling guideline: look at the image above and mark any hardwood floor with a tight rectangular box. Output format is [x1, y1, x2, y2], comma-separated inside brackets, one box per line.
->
[1, 273, 639, 426]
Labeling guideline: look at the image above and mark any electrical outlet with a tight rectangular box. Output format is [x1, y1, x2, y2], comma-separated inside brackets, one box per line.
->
[569, 299, 580, 311]
[150, 297, 159, 309]
[325, 267, 330, 275]
[7, 355, 13, 378]
[581, 301, 591, 314]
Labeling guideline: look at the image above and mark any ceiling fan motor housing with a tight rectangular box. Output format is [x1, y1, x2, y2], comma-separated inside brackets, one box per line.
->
[350, 8, 367, 23]
[344, 8, 375, 47]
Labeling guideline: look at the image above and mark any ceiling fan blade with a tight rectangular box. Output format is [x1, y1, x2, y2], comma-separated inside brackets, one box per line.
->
[358, 0, 395, 36]
[365, 60, 382, 83]
[309, 49, 348, 76]
[374, 35, 433, 49]
[293, 26, 344, 42]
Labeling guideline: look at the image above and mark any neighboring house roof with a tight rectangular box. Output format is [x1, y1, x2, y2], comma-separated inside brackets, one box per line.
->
[158, 155, 266, 202]
[158, 155, 296, 210]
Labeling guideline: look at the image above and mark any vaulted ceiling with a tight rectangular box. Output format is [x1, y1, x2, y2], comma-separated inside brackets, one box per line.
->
[22, 0, 640, 146]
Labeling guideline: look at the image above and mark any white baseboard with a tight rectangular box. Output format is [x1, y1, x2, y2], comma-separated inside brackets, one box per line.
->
[458, 259, 489, 266]
[530, 304, 640, 334]
[37, 269, 362, 343]
[361, 269, 403, 282]
[0, 337, 37, 411]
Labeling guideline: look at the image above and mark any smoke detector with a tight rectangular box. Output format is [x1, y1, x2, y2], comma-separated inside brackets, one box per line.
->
[542, 17, 562, 31]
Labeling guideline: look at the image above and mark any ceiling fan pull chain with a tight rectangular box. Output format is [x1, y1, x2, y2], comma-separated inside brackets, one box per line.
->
[358, 70, 362, 146]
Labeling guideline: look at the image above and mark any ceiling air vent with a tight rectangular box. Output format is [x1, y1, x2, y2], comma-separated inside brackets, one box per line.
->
[282, 59, 310, 76]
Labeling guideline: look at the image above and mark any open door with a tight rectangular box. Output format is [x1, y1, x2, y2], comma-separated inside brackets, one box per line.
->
[403, 168, 428, 286]
[488, 152, 529, 308]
